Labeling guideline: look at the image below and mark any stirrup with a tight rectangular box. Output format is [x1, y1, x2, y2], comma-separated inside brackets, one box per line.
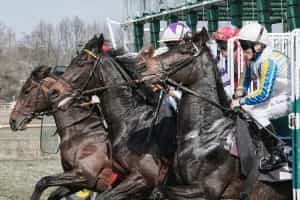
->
[259, 157, 287, 172]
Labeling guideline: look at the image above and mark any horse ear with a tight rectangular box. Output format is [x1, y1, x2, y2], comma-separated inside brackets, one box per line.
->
[32, 65, 51, 81]
[98, 33, 104, 52]
[193, 27, 210, 47]
[199, 27, 210, 46]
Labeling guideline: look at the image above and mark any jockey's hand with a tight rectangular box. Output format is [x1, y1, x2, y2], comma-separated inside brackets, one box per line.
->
[91, 95, 100, 104]
[233, 88, 244, 99]
[150, 84, 163, 92]
[168, 88, 182, 99]
[230, 99, 241, 110]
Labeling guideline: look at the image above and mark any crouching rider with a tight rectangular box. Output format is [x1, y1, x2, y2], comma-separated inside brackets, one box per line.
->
[231, 23, 290, 172]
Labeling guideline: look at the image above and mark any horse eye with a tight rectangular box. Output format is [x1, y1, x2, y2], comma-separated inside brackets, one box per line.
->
[24, 89, 31, 94]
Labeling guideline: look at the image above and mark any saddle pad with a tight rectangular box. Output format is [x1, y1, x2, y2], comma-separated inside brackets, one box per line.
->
[259, 164, 292, 182]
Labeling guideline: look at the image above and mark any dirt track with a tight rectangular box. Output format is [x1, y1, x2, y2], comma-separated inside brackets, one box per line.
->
[0, 159, 62, 200]
[0, 112, 62, 200]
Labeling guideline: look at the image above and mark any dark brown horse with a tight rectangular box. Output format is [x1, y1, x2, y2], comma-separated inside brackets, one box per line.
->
[10, 35, 173, 200]
[57, 35, 174, 200]
[9, 66, 120, 200]
[137, 28, 292, 200]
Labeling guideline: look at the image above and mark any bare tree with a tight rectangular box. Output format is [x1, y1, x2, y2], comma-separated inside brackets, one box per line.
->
[0, 17, 106, 101]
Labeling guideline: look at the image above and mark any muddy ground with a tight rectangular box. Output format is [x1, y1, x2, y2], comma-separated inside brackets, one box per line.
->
[0, 112, 62, 200]
[0, 159, 62, 200]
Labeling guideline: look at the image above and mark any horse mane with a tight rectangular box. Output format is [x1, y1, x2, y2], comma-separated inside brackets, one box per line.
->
[103, 50, 158, 106]
[195, 36, 230, 109]
[69, 34, 105, 66]
[189, 28, 230, 109]
[31, 65, 52, 81]
[106, 49, 142, 80]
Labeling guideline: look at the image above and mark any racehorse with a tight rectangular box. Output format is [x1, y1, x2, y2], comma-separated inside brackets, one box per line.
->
[10, 35, 174, 200]
[62, 34, 175, 200]
[9, 66, 119, 200]
[137, 28, 292, 200]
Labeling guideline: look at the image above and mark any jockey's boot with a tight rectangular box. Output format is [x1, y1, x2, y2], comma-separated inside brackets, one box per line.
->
[259, 145, 288, 172]
[259, 127, 288, 172]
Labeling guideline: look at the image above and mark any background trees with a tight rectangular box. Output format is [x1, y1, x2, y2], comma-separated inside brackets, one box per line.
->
[0, 17, 103, 101]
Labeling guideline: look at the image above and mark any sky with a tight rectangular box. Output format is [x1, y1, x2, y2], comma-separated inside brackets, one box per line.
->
[0, 0, 283, 38]
[0, 0, 123, 37]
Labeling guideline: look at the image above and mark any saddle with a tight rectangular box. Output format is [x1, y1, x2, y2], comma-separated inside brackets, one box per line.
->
[228, 114, 292, 183]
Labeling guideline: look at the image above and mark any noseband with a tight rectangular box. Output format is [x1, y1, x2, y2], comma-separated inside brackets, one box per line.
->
[21, 78, 52, 120]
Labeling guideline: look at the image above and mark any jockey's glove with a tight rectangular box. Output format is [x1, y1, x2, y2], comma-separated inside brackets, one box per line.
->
[230, 98, 245, 110]
[234, 87, 245, 99]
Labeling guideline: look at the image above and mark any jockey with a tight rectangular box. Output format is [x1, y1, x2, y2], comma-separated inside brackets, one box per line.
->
[156, 22, 191, 109]
[231, 23, 290, 171]
[212, 26, 240, 100]
[159, 22, 192, 49]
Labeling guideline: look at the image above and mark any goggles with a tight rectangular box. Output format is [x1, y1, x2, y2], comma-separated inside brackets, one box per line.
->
[239, 40, 256, 51]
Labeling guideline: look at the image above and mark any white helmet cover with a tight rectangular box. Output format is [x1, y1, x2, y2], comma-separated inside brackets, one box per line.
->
[238, 23, 270, 45]
[159, 22, 191, 43]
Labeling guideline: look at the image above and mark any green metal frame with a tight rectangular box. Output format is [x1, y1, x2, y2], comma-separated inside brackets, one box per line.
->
[287, 0, 300, 31]
[128, 0, 300, 51]
[150, 20, 160, 48]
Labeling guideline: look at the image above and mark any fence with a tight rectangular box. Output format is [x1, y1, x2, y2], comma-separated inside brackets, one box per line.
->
[0, 102, 14, 112]
[227, 30, 300, 199]
[0, 104, 57, 160]
[227, 32, 295, 95]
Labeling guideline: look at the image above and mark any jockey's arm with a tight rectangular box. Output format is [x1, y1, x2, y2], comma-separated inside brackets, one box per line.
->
[235, 63, 251, 98]
[240, 59, 277, 105]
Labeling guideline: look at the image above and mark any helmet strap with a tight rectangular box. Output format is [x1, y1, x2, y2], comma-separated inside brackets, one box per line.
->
[255, 27, 264, 43]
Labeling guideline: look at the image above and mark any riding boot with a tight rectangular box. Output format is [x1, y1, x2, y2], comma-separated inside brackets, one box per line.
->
[259, 126, 288, 172]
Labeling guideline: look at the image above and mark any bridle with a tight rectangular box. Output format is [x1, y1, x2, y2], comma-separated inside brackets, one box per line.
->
[17, 78, 52, 122]
[138, 43, 233, 114]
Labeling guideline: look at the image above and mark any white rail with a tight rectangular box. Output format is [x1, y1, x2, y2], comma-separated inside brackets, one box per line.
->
[227, 32, 295, 94]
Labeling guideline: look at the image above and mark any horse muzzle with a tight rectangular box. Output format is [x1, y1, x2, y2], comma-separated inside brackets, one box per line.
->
[9, 116, 31, 131]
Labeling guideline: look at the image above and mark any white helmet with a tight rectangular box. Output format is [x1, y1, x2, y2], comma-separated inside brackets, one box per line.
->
[159, 23, 192, 43]
[238, 23, 270, 45]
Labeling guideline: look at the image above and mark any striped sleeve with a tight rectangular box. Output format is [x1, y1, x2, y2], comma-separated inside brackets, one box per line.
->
[242, 64, 252, 93]
[243, 59, 278, 105]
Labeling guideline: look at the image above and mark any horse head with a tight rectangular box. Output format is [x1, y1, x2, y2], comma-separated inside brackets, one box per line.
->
[138, 28, 213, 86]
[192, 27, 210, 48]
[9, 65, 71, 131]
[136, 46, 160, 75]
[64, 34, 105, 90]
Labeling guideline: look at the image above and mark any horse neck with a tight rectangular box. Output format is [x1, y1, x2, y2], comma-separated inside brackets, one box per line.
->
[178, 51, 230, 136]
[62, 62, 102, 90]
[98, 56, 137, 139]
[51, 105, 104, 141]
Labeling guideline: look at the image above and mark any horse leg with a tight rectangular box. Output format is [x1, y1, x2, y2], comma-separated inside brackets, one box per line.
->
[95, 171, 149, 200]
[47, 186, 79, 200]
[31, 172, 88, 200]
[165, 185, 208, 200]
[96, 153, 167, 200]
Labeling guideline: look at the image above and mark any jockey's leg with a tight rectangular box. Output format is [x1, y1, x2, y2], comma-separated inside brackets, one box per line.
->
[242, 104, 288, 172]
[259, 126, 288, 172]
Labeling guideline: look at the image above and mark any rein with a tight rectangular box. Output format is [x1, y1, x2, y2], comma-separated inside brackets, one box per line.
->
[22, 79, 52, 119]
[82, 79, 142, 95]
[166, 78, 233, 113]
[81, 46, 231, 115]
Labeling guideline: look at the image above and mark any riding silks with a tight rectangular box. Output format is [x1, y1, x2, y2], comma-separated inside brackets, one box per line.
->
[235, 116, 257, 177]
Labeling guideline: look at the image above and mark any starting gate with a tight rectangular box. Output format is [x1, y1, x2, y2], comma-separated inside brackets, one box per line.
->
[291, 30, 300, 200]
[227, 30, 300, 199]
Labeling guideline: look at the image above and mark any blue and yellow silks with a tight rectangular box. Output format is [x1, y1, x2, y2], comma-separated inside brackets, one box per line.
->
[242, 59, 278, 105]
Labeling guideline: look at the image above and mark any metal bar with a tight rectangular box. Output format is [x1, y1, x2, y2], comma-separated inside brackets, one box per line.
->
[123, 0, 225, 24]
[229, 0, 242, 28]
[257, 0, 272, 31]
[207, 5, 219, 34]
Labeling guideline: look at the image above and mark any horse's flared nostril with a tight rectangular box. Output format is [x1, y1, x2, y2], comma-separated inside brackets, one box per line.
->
[10, 119, 17, 130]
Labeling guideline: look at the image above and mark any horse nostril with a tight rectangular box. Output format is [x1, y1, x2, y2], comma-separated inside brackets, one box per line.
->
[10, 119, 16, 130]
